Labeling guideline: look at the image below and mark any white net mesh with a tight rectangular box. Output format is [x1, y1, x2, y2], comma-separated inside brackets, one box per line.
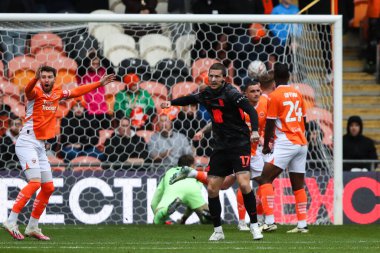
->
[0, 17, 334, 225]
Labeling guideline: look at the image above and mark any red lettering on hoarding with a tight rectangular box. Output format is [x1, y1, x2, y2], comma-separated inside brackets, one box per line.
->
[343, 177, 380, 224]
[272, 178, 334, 224]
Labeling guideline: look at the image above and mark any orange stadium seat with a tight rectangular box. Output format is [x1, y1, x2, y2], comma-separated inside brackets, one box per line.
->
[35, 50, 64, 63]
[139, 81, 168, 100]
[48, 155, 66, 172]
[306, 107, 333, 127]
[0, 79, 20, 100]
[191, 58, 219, 80]
[291, 83, 316, 109]
[8, 56, 39, 91]
[136, 130, 154, 143]
[171, 81, 199, 99]
[71, 156, 103, 172]
[97, 129, 114, 152]
[50, 57, 78, 87]
[30, 32, 63, 55]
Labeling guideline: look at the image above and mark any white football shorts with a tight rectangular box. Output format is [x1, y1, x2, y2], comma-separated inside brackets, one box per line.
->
[16, 132, 52, 180]
[270, 143, 307, 173]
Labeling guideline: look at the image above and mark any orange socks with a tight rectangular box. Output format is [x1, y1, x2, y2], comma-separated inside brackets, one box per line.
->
[31, 182, 55, 219]
[12, 181, 41, 213]
[236, 188, 246, 220]
[259, 183, 274, 216]
[195, 171, 208, 185]
[294, 188, 307, 222]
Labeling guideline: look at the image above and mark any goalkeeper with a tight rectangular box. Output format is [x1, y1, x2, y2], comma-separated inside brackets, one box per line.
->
[151, 154, 211, 224]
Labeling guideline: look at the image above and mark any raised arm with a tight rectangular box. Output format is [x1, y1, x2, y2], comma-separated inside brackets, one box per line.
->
[67, 74, 115, 99]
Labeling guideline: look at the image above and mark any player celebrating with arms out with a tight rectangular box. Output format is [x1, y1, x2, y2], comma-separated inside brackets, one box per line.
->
[259, 63, 309, 233]
[2, 65, 115, 240]
[161, 63, 263, 241]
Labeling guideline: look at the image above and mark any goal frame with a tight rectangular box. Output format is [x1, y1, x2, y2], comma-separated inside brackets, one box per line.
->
[0, 13, 343, 225]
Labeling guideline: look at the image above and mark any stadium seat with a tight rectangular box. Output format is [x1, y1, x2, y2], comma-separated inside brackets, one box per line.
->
[104, 33, 138, 66]
[109, 0, 126, 13]
[118, 58, 151, 81]
[139, 81, 168, 100]
[105, 81, 124, 96]
[35, 50, 64, 63]
[30, 32, 63, 55]
[139, 34, 174, 66]
[97, 129, 114, 152]
[291, 83, 316, 109]
[50, 57, 78, 87]
[0, 79, 20, 100]
[306, 107, 333, 127]
[175, 34, 196, 67]
[90, 24, 124, 45]
[48, 155, 66, 172]
[70, 156, 103, 172]
[191, 58, 219, 80]
[88, 10, 124, 44]
[61, 82, 78, 91]
[3, 96, 25, 118]
[154, 59, 190, 87]
[171, 81, 199, 99]
[136, 130, 154, 143]
[8, 56, 39, 91]
[306, 107, 333, 146]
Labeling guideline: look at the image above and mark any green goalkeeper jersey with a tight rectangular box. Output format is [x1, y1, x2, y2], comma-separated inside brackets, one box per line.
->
[151, 166, 205, 212]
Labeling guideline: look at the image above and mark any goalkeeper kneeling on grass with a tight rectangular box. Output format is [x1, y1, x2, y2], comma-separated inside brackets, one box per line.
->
[151, 154, 211, 224]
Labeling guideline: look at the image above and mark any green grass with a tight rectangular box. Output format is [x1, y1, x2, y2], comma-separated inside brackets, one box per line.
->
[1, 225, 379, 253]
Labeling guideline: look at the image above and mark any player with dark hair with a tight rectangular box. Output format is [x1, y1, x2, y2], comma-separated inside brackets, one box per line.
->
[259, 63, 309, 233]
[161, 62, 263, 241]
[2, 65, 115, 240]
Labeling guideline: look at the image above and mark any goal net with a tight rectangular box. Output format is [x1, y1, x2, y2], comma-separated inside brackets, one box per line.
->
[0, 14, 341, 225]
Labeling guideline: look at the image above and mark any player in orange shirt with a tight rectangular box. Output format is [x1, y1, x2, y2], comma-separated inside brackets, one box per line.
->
[259, 63, 309, 233]
[2, 65, 115, 240]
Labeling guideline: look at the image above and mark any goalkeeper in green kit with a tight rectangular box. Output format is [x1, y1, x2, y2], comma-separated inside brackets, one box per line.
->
[151, 155, 211, 224]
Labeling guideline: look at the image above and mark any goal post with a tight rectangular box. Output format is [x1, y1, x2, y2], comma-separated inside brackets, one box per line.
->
[0, 13, 343, 225]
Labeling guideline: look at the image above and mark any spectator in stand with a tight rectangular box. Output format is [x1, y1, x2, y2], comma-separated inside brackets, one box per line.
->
[5, 117, 22, 144]
[114, 73, 156, 130]
[148, 114, 193, 166]
[123, 0, 157, 14]
[60, 101, 105, 163]
[173, 104, 211, 156]
[268, 0, 299, 46]
[363, 0, 380, 73]
[77, 51, 111, 129]
[104, 117, 148, 166]
[343, 115, 378, 171]
[305, 121, 332, 171]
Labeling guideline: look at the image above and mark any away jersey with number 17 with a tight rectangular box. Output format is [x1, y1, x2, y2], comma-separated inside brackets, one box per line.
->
[267, 85, 307, 146]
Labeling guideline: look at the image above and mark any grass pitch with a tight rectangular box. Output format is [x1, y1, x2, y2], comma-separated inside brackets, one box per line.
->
[1, 224, 379, 253]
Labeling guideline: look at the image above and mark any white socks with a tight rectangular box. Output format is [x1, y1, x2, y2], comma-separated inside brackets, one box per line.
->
[7, 211, 19, 225]
[27, 217, 39, 228]
[214, 226, 223, 233]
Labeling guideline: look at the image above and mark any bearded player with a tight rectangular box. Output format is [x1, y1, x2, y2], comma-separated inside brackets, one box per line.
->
[2, 65, 115, 240]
